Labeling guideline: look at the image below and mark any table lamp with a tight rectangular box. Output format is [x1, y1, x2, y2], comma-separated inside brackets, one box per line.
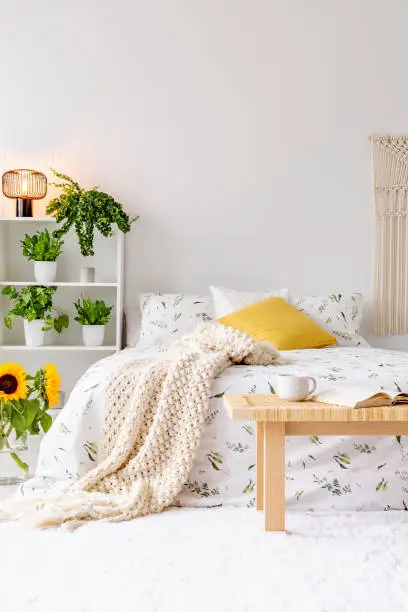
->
[2, 169, 47, 217]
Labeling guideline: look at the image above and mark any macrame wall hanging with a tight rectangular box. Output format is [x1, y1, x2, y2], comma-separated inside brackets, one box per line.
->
[371, 134, 408, 335]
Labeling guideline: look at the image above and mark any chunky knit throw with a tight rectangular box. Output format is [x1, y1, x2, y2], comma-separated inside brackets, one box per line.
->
[1, 324, 282, 529]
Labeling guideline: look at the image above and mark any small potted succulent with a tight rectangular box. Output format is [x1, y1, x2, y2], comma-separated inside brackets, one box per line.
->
[74, 297, 113, 346]
[2, 285, 69, 346]
[21, 229, 64, 283]
[0, 361, 61, 481]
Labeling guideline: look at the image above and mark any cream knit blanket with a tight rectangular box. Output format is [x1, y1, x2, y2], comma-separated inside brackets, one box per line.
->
[2, 324, 282, 529]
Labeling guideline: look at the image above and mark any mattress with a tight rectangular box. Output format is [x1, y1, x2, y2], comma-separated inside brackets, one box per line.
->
[22, 344, 408, 511]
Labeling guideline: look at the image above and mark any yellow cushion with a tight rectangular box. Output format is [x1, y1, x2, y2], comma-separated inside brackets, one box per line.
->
[218, 297, 337, 350]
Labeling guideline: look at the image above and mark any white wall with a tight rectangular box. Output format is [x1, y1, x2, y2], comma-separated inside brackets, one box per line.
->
[1, 0, 408, 390]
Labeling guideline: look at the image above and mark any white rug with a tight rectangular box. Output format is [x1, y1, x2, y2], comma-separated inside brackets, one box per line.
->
[2, 507, 408, 612]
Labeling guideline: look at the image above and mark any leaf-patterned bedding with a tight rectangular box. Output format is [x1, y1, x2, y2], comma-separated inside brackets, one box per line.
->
[22, 345, 408, 511]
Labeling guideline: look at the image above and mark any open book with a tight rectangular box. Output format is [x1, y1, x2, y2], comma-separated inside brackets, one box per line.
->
[314, 386, 408, 409]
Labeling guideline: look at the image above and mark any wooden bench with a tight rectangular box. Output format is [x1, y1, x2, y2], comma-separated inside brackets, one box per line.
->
[224, 394, 408, 532]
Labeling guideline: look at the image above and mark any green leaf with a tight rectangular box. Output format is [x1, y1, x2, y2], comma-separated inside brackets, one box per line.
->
[243, 480, 255, 494]
[29, 419, 40, 435]
[10, 453, 29, 473]
[2, 285, 69, 334]
[23, 399, 41, 428]
[40, 411, 53, 433]
[2, 285, 18, 298]
[54, 313, 69, 333]
[11, 412, 26, 439]
[42, 316, 54, 331]
[376, 478, 387, 491]
[210, 392, 225, 399]
[73, 297, 112, 326]
[20, 229, 64, 262]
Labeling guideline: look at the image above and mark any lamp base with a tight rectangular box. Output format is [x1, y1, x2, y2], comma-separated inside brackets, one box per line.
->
[16, 198, 33, 217]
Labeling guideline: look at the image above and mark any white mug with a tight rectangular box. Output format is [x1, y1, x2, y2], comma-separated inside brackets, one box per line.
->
[275, 374, 317, 402]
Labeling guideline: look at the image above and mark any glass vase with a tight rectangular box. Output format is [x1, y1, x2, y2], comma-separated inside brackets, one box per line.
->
[0, 432, 30, 485]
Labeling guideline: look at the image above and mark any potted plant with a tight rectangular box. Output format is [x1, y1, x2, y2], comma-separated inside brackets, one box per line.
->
[0, 361, 60, 482]
[20, 229, 64, 283]
[2, 285, 69, 346]
[46, 170, 138, 257]
[74, 297, 113, 346]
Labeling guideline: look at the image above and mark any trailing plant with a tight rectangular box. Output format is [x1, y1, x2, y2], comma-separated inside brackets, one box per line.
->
[2, 285, 69, 333]
[20, 228, 64, 262]
[73, 297, 113, 326]
[0, 362, 61, 472]
[46, 169, 138, 256]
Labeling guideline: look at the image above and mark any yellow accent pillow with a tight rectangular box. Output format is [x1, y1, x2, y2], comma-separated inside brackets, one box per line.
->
[218, 297, 337, 350]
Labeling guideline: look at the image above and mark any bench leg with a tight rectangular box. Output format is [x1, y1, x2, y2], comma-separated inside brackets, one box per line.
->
[264, 422, 285, 532]
[256, 422, 264, 511]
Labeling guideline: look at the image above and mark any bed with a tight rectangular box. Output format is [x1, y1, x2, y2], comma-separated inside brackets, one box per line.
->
[22, 340, 408, 512]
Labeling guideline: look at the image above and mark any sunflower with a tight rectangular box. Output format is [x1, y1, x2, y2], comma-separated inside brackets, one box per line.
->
[0, 362, 28, 403]
[44, 363, 61, 408]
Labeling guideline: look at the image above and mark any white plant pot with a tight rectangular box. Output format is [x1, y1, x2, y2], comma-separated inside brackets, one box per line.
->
[82, 325, 105, 347]
[34, 261, 57, 283]
[23, 319, 45, 347]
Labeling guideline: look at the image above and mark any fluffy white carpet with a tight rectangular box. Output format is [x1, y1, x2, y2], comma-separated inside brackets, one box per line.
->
[2, 507, 408, 612]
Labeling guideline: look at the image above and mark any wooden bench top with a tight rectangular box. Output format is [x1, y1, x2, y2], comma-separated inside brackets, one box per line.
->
[224, 394, 408, 423]
[227, 394, 408, 531]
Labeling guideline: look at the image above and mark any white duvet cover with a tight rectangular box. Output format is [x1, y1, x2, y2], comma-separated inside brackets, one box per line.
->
[22, 344, 408, 511]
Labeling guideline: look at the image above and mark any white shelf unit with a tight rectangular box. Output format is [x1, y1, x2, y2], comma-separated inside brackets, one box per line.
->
[0, 217, 125, 352]
[0, 217, 56, 223]
[0, 345, 117, 351]
[0, 282, 119, 287]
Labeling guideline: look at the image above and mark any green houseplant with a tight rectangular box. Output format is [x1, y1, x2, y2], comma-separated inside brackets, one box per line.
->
[74, 297, 113, 346]
[2, 285, 69, 346]
[21, 229, 64, 283]
[46, 170, 138, 257]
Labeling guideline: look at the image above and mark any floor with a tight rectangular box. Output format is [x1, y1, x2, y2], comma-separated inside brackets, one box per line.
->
[2, 506, 408, 612]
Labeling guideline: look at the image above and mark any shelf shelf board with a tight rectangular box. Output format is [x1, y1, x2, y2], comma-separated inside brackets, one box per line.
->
[0, 281, 118, 287]
[0, 345, 117, 351]
[0, 217, 56, 223]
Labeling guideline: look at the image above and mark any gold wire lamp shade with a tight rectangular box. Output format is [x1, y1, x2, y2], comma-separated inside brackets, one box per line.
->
[2, 169, 47, 217]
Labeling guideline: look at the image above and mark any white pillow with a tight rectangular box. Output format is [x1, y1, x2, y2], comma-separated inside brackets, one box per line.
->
[138, 293, 215, 350]
[291, 292, 369, 347]
[209, 286, 289, 318]
[124, 307, 141, 347]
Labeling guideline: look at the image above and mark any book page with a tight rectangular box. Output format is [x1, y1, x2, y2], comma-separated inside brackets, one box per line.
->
[314, 385, 391, 408]
[393, 392, 408, 404]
